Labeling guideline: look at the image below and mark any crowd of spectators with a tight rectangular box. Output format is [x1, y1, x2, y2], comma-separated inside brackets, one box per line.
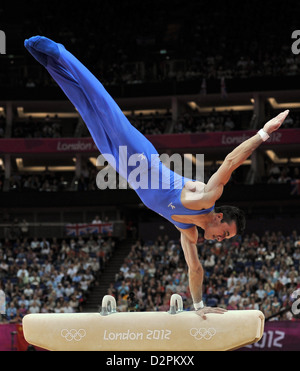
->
[78, 110, 172, 138]
[266, 164, 300, 195]
[5, 108, 300, 140]
[6, 164, 100, 193]
[126, 111, 171, 135]
[1, 0, 299, 89]
[109, 230, 300, 321]
[1, 220, 300, 324]
[0, 233, 115, 323]
[8, 173, 72, 192]
[173, 110, 237, 133]
[12, 116, 63, 139]
[172, 109, 300, 135]
[2, 163, 231, 193]
[2, 161, 300, 194]
[8, 110, 243, 139]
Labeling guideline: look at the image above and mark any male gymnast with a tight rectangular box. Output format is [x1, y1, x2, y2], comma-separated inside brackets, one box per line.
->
[24, 36, 289, 318]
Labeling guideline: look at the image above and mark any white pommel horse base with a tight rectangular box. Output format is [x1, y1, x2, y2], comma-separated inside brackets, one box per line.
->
[22, 294, 265, 351]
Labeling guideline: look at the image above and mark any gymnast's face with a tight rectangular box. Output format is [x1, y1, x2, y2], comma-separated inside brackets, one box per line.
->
[204, 213, 237, 242]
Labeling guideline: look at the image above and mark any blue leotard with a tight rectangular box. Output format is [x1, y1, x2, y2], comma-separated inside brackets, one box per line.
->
[24, 36, 214, 229]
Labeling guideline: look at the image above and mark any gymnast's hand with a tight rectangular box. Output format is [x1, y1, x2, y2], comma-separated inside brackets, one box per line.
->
[263, 110, 289, 135]
[195, 306, 227, 320]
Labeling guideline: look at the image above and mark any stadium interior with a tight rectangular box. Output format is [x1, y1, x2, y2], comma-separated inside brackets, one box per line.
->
[0, 0, 300, 351]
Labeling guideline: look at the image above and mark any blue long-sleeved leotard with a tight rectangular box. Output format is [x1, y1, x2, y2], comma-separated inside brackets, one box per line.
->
[24, 36, 214, 229]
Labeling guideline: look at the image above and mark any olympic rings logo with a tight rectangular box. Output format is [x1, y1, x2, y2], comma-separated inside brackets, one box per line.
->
[61, 328, 86, 342]
[189, 328, 216, 340]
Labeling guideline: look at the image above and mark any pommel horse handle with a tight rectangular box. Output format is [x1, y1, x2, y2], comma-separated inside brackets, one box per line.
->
[100, 294, 184, 315]
[100, 295, 117, 316]
[168, 294, 183, 314]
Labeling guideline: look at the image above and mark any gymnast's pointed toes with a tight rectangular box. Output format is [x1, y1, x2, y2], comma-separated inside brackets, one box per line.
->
[24, 36, 42, 48]
[24, 36, 60, 60]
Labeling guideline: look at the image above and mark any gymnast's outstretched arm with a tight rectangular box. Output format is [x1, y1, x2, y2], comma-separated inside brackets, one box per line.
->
[180, 232, 227, 319]
[204, 110, 290, 203]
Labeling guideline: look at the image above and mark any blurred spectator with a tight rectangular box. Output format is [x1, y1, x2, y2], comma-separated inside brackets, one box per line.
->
[92, 215, 102, 224]
[19, 219, 29, 238]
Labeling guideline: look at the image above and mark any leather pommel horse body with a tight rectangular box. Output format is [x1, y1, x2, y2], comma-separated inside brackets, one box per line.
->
[22, 294, 265, 351]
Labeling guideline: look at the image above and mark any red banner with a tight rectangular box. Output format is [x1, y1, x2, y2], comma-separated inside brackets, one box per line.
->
[0, 129, 299, 154]
[0, 137, 99, 154]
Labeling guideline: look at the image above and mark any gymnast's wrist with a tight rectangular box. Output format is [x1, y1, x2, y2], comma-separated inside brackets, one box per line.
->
[258, 128, 270, 141]
[194, 300, 204, 310]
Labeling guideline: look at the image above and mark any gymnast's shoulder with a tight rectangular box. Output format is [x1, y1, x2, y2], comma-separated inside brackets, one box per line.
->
[181, 180, 216, 209]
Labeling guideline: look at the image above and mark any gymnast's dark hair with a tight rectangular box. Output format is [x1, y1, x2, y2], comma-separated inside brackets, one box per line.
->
[214, 205, 246, 235]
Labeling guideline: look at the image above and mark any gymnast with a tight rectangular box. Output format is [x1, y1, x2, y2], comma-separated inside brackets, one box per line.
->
[24, 36, 289, 319]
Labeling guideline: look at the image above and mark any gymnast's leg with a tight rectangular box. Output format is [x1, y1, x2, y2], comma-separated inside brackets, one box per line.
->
[24, 36, 159, 181]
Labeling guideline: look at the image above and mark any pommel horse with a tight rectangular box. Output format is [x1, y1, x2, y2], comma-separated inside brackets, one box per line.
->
[22, 294, 264, 351]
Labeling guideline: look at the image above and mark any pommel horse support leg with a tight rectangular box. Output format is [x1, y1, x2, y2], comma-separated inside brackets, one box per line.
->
[22, 294, 265, 351]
